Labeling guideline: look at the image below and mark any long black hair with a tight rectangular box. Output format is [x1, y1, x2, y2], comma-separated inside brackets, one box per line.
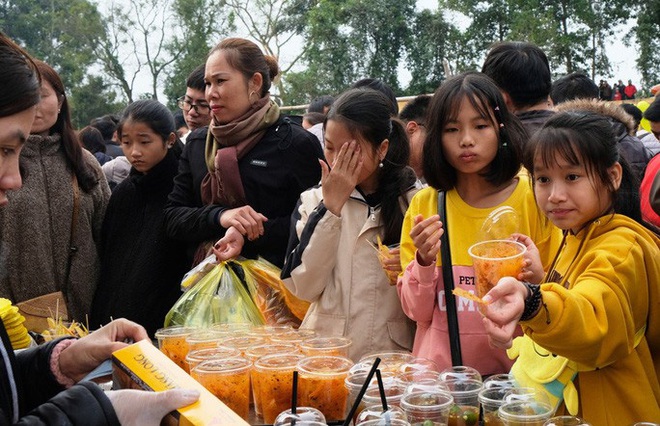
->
[423, 71, 527, 191]
[325, 88, 417, 245]
[0, 32, 40, 117]
[524, 110, 655, 232]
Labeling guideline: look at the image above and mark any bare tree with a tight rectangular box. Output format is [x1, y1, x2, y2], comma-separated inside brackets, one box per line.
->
[227, 0, 310, 102]
[96, 0, 180, 101]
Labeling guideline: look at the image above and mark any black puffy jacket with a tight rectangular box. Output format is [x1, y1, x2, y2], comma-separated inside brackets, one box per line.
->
[0, 322, 119, 425]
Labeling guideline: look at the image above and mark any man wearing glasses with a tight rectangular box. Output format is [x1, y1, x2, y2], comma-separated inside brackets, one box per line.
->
[178, 64, 212, 143]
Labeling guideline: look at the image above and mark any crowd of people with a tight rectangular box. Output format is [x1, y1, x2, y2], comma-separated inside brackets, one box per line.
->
[1, 30, 660, 425]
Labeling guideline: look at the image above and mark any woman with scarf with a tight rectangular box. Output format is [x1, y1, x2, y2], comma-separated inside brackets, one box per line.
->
[165, 38, 323, 269]
[0, 60, 110, 323]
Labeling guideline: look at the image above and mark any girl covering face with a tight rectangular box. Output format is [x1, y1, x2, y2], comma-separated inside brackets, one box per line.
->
[482, 109, 660, 424]
[398, 72, 563, 375]
[282, 88, 419, 361]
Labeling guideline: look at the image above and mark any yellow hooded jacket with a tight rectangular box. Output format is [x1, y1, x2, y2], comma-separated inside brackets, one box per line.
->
[513, 214, 660, 425]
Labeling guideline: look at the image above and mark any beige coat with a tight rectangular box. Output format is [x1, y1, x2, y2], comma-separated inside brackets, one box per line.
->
[282, 186, 417, 361]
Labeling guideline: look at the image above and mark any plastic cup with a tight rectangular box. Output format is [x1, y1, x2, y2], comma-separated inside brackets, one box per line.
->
[362, 377, 406, 410]
[439, 365, 483, 383]
[543, 416, 591, 426]
[498, 400, 554, 425]
[245, 343, 299, 363]
[220, 335, 268, 355]
[356, 404, 408, 425]
[154, 326, 195, 372]
[400, 390, 454, 426]
[271, 329, 317, 345]
[191, 357, 252, 420]
[297, 355, 354, 421]
[185, 329, 226, 352]
[479, 387, 512, 426]
[358, 351, 416, 374]
[273, 406, 327, 425]
[252, 353, 304, 423]
[345, 371, 396, 423]
[468, 240, 526, 299]
[399, 357, 439, 374]
[483, 374, 518, 390]
[210, 322, 252, 333]
[445, 378, 483, 426]
[300, 337, 352, 357]
[358, 419, 411, 426]
[185, 346, 241, 372]
[396, 370, 446, 396]
[247, 324, 293, 340]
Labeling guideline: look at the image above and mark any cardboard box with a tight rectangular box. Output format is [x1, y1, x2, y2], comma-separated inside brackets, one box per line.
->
[112, 339, 249, 426]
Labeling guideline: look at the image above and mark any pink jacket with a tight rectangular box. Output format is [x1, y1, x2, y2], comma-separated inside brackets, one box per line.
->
[397, 256, 517, 375]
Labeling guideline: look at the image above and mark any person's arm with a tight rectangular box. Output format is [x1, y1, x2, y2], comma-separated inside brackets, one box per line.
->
[281, 195, 341, 302]
[650, 169, 660, 216]
[397, 256, 440, 324]
[164, 137, 227, 243]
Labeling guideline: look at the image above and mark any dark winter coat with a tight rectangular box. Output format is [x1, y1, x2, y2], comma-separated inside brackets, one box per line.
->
[516, 109, 556, 139]
[91, 149, 188, 336]
[555, 99, 651, 182]
[0, 322, 119, 425]
[164, 116, 324, 268]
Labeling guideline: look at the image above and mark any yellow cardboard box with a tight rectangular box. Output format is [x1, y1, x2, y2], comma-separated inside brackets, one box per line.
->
[112, 339, 249, 426]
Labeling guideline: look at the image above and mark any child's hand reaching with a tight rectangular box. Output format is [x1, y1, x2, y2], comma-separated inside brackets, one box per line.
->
[409, 214, 443, 267]
[511, 233, 544, 284]
[481, 277, 527, 349]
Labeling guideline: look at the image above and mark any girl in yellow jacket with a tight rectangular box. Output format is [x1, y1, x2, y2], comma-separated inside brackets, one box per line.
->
[482, 109, 660, 425]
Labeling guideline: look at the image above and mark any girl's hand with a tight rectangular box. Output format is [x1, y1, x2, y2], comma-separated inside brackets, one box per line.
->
[481, 277, 527, 349]
[321, 140, 362, 216]
[219, 206, 267, 241]
[511, 233, 544, 284]
[212, 226, 245, 262]
[410, 214, 443, 267]
[382, 247, 402, 273]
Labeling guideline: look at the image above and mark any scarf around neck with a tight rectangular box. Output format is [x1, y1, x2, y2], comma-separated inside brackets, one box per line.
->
[201, 95, 280, 207]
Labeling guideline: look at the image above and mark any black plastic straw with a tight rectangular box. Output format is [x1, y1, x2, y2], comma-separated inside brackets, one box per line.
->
[375, 369, 388, 412]
[292, 370, 298, 414]
[342, 357, 381, 426]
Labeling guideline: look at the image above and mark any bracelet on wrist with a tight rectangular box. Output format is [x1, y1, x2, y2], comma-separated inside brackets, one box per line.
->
[520, 282, 543, 321]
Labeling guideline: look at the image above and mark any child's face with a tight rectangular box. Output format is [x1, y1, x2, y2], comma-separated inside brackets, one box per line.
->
[532, 152, 616, 233]
[441, 97, 499, 178]
[324, 119, 387, 193]
[120, 119, 171, 174]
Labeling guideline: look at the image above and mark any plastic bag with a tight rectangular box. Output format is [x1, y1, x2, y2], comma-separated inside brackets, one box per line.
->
[242, 258, 310, 327]
[180, 253, 218, 291]
[165, 261, 265, 328]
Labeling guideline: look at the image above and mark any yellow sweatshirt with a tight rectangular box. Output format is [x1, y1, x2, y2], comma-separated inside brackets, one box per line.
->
[521, 214, 660, 425]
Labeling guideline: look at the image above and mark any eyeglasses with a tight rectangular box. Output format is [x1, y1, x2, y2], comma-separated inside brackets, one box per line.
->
[178, 97, 210, 114]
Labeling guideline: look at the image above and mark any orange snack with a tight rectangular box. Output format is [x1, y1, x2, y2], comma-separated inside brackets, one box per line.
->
[297, 356, 353, 421]
[452, 288, 490, 305]
[155, 326, 195, 372]
[191, 357, 252, 420]
[252, 353, 304, 423]
[469, 240, 525, 299]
